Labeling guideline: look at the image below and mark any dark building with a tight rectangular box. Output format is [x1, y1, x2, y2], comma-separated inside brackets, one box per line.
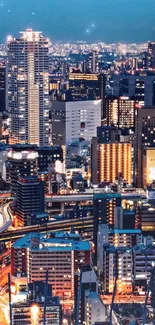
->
[97, 126, 120, 143]
[113, 71, 155, 106]
[16, 176, 45, 226]
[7, 144, 38, 195]
[0, 61, 6, 113]
[37, 146, 63, 172]
[136, 201, 155, 237]
[66, 72, 105, 118]
[123, 210, 136, 229]
[148, 41, 155, 69]
[93, 193, 122, 262]
[135, 107, 155, 188]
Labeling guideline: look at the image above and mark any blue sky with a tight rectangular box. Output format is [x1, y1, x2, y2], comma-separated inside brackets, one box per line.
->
[0, 0, 155, 43]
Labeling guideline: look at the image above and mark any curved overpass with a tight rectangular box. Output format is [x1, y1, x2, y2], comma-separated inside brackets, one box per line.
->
[0, 203, 12, 233]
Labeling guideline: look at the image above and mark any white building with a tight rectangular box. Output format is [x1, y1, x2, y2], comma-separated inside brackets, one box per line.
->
[85, 291, 106, 325]
[7, 29, 49, 146]
[52, 100, 101, 146]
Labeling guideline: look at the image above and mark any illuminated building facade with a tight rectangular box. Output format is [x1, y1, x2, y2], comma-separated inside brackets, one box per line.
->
[91, 138, 132, 185]
[12, 298, 62, 325]
[0, 60, 6, 113]
[11, 232, 90, 309]
[97, 224, 142, 276]
[135, 107, 155, 187]
[143, 147, 155, 187]
[136, 201, 155, 235]
[7, 144, 38, 195]
[105, 95, 136, 130]
[16, 176, 45, 226]
[103, 245, 132, 294]
[7, 29, 49, 146]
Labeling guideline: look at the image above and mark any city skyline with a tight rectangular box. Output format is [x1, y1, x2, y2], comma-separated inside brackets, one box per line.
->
[0, 0, 155, 43]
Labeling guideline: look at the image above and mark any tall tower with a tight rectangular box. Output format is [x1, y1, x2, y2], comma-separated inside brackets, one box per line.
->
[148, 41, 155, 69]
[7, 29, 49, 146]
[88, 50, 99, 73]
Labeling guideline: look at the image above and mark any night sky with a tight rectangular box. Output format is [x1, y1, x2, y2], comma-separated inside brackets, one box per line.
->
[0, 0, 155, 43]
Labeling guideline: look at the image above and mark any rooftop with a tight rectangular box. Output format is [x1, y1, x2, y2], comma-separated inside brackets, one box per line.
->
[13, 232, 90, 252]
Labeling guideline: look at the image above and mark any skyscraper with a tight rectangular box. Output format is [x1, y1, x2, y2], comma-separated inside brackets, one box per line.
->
[7, 29, 49, 146]
[105, 96, 136, 130]
[88, 50, 99, 73]
[135, 107, 155, 187]
[91, 137, 132, 185]
[148, 41, 155, 69]
[0, 60, 6, 113]
[16, 175, 45, 226]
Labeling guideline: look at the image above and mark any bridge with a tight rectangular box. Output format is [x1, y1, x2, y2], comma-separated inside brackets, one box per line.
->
[0, 216, 93, 242]
[0, 191, 146, 203]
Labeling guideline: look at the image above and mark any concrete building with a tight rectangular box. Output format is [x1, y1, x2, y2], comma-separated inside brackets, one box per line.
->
[11, 231, 90, 310]
[84, 291, 106, 325]
[97, 224, 142, 275]
[52, 100, 101, 146]
[103, 245, 133, 294]
[7, 29, 49, 146]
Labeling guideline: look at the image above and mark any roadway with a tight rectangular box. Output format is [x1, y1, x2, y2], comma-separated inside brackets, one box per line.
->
[0, 216, 94, 242]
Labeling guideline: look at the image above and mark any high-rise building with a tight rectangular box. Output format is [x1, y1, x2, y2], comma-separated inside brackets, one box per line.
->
[11, 231, 90, 310]
[105, 96, 136, 130]
[16, 176, 45, 226]
[76, 265, 106, 325]
[0, 60, 6, 113]
[91, 137, 132, 185]
[93, 193, 122, 263]
[97, 224, 142, 275]
[103, 245, 132, 294]
[88, 50, 99, 73]
[67, 73, 105, 117]
[7, 144, 38, 195]
[113, 72, 155, 107]
[135, 107, 155, 187]
[52, 100, 101, 146]
[7, 29, 49, 146]
[148, 41, 155, 69]
[133, 238, 155, 294]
